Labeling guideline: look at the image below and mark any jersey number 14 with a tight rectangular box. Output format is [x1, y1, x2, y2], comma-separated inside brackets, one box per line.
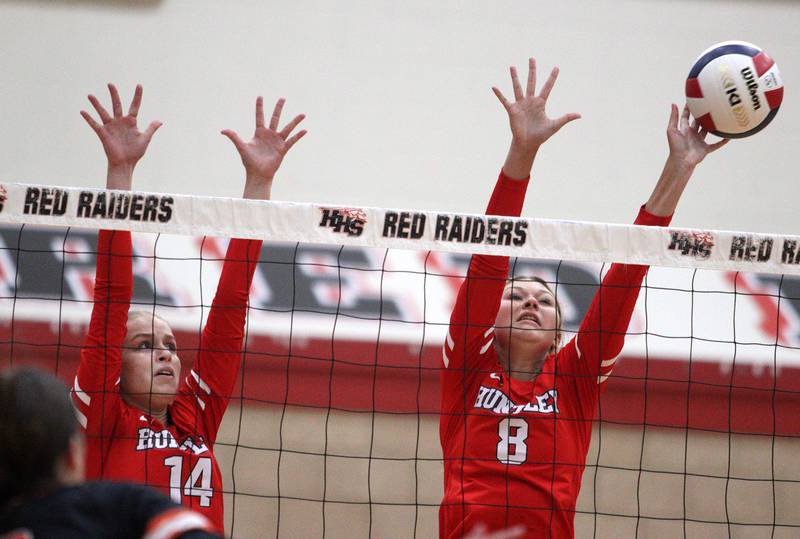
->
[164, 456, 213, 507]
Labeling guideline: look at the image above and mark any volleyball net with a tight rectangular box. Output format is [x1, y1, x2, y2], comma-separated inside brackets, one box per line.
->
[1, 182, 799, 538]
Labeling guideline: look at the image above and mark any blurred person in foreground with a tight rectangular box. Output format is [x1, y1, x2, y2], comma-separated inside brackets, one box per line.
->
[0, 366, 222, 539]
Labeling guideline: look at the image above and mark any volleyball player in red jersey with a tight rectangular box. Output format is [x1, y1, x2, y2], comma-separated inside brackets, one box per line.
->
[72, 83, 306, 533]
[439, 58, 728, 539]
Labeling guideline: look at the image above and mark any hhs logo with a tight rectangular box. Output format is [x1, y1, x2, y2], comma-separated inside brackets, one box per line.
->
[319, 207, 367, 237]
[668, 230, 714, 259]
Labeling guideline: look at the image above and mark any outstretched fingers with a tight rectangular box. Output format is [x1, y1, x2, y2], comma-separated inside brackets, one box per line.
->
[284, 129, 308, 152]
[668, 103, 679, 131]
[279, 113, 306, 139]
[510, 66, 523, 101]
[142, 121, 163, 143]
[108, 83, 124, 118]
[88, 94, 112, 124]
[552, 112, 582, 132]
[255, 96, 265, 129]
[269, 98, 286, 131]
[492, 86, 511, 110]
[708, 138, 730, 153]
[680, 103, 691, 131]
[80, 110, 102, 133]
[128, 84, 143, 118]
[87, 83, 148, 124]
[525, 57, 536, 97]
[81, 83, 164, 174]
[221, 129, 246, 152]
[538, 66, 559, 101]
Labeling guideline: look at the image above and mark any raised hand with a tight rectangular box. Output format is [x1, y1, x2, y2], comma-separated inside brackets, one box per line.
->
[81, 84, 162, 190]
[645, 104, 729, 217]
[221, 97, 306, 200]
[493, 57, 581, 153]
[667, 103, 729, 168]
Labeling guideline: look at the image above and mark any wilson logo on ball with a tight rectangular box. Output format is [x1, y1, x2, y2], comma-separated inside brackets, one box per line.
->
[685, 41, 784, 138]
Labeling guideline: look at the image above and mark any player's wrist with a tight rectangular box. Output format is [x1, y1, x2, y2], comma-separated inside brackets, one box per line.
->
[106, 163, 135, 191]
[503, 141, 539, 180]
[665, 153, 698, 174]
[509, 139, 541, 157]
[242, 173, 273, 200]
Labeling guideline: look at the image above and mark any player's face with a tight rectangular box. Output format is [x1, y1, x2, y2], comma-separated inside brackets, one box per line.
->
[494, 280, 559, 353]
[120, 314, 181, 414]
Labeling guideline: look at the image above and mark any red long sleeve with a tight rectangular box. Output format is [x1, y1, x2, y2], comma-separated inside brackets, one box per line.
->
[573, 205, 672, 382]
[72, 230, 133, 477]
[171, 238, 263, 445]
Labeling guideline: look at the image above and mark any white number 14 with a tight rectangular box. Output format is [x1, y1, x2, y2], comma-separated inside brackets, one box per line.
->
[164, 456, 213, 507]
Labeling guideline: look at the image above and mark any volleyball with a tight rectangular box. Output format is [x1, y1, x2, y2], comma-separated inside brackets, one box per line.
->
[685, 41, 783, 138]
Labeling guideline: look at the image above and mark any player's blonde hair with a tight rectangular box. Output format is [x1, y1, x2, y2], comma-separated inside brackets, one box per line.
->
[505, 275, 563, 354]
[127, 309, 169, 326]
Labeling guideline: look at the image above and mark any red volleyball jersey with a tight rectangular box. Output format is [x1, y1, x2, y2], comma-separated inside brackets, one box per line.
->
[71, 230, 261, 533]
[439, 172, 670, 539]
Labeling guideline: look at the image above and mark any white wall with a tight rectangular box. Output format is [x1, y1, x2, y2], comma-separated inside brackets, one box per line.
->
[1, 0, 799, 234]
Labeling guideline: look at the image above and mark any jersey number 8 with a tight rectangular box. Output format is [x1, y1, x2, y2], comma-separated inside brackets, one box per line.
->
[496, 418, 528, 465]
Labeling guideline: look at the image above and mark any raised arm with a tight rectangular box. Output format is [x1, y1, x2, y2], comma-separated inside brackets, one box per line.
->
[645, 104, 728, 216]
[80, 84, 162, 191]
[221, 96, 306, 201]
[574, 104, 728, 385]
[443, 59, 579, 387]
[175, 98, 306, 440]
[72, 85, 161, 465]
[494, 57, 581, 180]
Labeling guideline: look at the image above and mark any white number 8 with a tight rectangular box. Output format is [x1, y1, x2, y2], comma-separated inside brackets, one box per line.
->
[496, 418, 528, 465]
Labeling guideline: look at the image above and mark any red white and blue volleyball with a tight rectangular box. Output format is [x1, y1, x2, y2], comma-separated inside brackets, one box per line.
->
[685, 41, 783, 138]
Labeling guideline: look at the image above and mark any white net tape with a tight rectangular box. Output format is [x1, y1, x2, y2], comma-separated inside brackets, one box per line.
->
[2, 182, 798, 275]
